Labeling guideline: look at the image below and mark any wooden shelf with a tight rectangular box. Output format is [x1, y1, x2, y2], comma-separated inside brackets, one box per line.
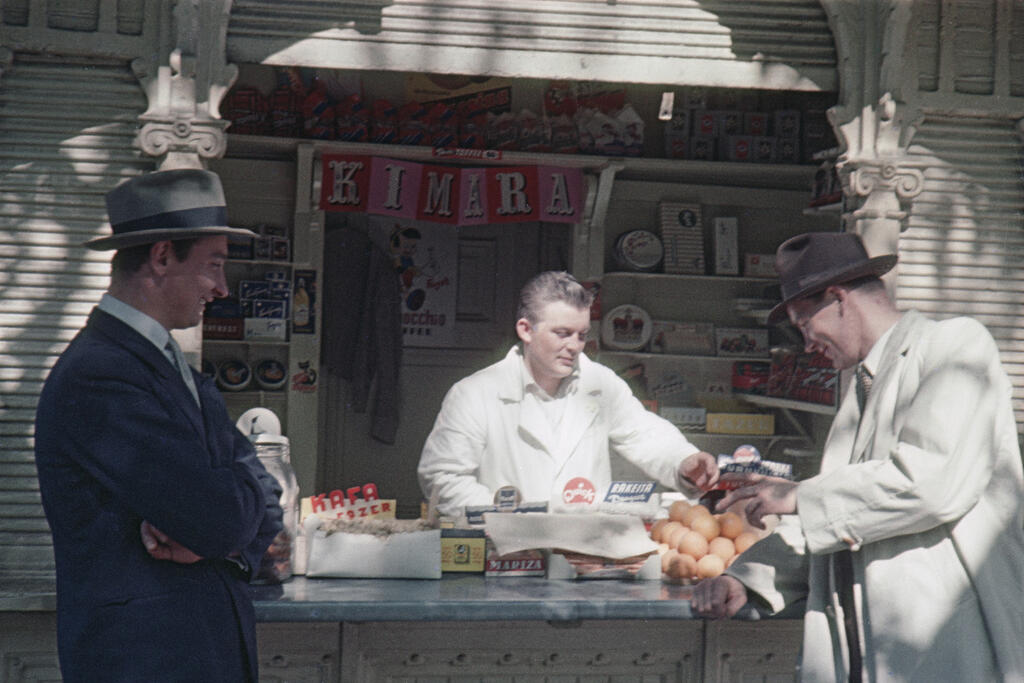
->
[740, 393, 837, 415]
[224, 134, 818, 191]
[599, 350, 770, 363]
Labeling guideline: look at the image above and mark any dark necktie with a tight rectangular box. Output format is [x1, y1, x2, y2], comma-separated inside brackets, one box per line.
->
[855, 364, 873, 412]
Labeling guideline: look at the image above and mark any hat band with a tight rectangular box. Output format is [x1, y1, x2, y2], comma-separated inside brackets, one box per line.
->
[111, 206, 228, 235]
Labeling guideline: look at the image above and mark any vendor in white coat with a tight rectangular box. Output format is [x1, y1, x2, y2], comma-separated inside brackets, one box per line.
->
[417, 271, 718, 518]
[692, 232, 1024, 682]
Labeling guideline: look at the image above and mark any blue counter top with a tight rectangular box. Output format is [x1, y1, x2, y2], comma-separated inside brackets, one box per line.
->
[5, 575, 736, 623]
[250, 575, 702, 622]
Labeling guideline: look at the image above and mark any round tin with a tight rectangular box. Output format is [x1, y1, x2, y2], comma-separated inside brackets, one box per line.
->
[255, 358, 288, 391]
[614, 230, 663, 272]
[216, 359, 251, 392]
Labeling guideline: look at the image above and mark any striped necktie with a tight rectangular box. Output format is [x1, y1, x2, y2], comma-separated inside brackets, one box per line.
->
[855, 364, 873, 412]
[165, 338, 201, 407]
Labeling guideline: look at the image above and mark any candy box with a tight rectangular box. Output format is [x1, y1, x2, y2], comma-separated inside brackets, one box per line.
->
[714, 327, 770, 357]
[441, 528, 486, 573]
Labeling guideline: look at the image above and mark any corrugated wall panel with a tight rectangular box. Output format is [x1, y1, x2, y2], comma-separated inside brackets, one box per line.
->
[0, 53, 152, 578]
[226, 0, 837, 91]
[898, 115, 1024, 429]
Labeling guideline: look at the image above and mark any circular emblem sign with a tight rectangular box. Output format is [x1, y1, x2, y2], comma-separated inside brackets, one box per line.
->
[562, 477, 597, 505]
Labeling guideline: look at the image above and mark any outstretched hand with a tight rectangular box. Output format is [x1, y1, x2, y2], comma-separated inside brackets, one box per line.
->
[678, 451, 719, 491]
[714, 474, 798, 528]
[140, 521, 203, 564]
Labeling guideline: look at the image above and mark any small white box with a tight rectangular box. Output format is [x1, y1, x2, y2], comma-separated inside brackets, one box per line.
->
[744, 253, 776, 277]
[713, 217, 739, 275]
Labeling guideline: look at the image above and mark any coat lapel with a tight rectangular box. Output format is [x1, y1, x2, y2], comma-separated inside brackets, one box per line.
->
[850, 312, 920, 463]
[89, 309, 207, 439]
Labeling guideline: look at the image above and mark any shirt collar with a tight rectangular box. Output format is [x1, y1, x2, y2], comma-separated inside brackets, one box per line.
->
[861, 322, 896, 377]
[98, 293, 172, 356]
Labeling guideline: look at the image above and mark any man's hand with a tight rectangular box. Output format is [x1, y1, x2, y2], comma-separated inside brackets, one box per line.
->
[691, 574, 749, 619]
[140, 521, 203, 564]
[715, 474, 798, 528]
[678, 451, 719, 491]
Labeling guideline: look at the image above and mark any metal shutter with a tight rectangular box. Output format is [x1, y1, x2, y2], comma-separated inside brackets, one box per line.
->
[226, 0, 837, 91]
[897, 115, 1024, 430]
[0, 53, 151, 578]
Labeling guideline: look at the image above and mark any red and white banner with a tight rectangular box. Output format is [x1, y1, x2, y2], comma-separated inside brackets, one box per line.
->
[320, 154, 584, 226]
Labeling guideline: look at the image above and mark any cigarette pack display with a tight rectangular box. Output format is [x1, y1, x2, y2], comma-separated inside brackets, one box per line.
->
[722, 135, 754, 162]
[768, 348, 838, 406]
[658, 405, 707, 429]
[202, 316, 244, 340]
[239, 280, 272, 300]
[732, 361, 772, 396]
[751, 136, 777, 163]
[688, 135, 716, 161]
[744, 112, 769, 136]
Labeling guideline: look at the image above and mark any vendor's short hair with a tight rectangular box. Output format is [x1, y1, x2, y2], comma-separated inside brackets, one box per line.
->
[517, 271, 594, 324]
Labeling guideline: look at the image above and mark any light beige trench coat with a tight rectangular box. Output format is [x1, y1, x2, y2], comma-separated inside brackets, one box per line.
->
[729, 311, 1024, 682]
[418, 346, 700, 517]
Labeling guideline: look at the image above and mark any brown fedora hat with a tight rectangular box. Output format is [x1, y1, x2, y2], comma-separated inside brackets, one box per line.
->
[767, 232, 897, 325]
[85, 169, 258, 250]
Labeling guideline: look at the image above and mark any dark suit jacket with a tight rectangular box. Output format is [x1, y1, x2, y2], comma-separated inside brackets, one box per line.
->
[34, 308, 283, 682]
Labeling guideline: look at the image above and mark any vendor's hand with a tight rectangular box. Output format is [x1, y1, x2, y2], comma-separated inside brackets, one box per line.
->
[141, 521, 203, 564]
[678, 451, 718, 491]
[691, 574, 749, 619]
[715, 474, 798, 528]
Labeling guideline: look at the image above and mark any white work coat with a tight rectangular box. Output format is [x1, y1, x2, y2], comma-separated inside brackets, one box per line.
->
[728, 312, 1024, 682]
[418, 346, 699, 516]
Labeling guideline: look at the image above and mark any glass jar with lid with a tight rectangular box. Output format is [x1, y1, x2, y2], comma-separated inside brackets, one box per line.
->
[251, 433, 299, 583]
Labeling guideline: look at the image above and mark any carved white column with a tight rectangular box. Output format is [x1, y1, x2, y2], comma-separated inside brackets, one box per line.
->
[133, 0, 237, 170]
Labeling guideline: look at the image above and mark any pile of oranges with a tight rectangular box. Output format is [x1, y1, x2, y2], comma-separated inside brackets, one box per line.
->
[650, 498, 762, 582]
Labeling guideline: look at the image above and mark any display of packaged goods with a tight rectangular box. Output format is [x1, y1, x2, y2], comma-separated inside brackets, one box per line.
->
[751, 136, 777, 163]
[484, 541, 546, 577]
[744, 253, 777, 277]
[649, 321, 716, 355]
[774, 109, 801, 138]
[693, 109, 716, 136]
[732, 361, 772, 396]
[659, 202, 705, 274]
[688, 135, 716, 160]
[714, 327, 770, 357]
[722, 135, 753, 162]
[239, 280, 272, 300]
[705, 412, 774, 435]
[614, 230, 663, 272]
[600, 304, 653, 351]
[715, 110, 744, 137]
[776, 137, 801, 163]
[252, 299, 288, 319]
[768, 348, 838, 406]
[744, 112, 769, 136]
[227, 238, 254, 260]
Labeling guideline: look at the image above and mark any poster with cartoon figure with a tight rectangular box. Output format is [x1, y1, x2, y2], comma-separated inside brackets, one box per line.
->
[370, 217, 458, 347]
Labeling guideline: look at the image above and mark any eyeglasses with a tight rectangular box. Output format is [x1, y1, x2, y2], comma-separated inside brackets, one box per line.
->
[788, 294, 838, 336]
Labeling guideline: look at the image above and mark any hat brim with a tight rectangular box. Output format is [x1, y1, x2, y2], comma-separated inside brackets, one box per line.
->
[767, 254, 897, 325]
[83, 225, 259, 251]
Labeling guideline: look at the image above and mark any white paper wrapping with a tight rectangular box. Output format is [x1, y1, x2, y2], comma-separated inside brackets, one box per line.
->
[483, 512, 658, 559]
[303, 516, 442, 579]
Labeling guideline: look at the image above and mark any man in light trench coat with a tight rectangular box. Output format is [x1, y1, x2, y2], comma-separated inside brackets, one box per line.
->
[692, 232, 1024, 682]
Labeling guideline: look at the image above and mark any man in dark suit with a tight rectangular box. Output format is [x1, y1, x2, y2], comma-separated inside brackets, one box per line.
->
[34, 169, 284, 681]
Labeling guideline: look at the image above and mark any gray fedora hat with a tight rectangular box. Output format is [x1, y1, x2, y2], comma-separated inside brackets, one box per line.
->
[85, 169, 258, 250]
[767, 232, 897, 325]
